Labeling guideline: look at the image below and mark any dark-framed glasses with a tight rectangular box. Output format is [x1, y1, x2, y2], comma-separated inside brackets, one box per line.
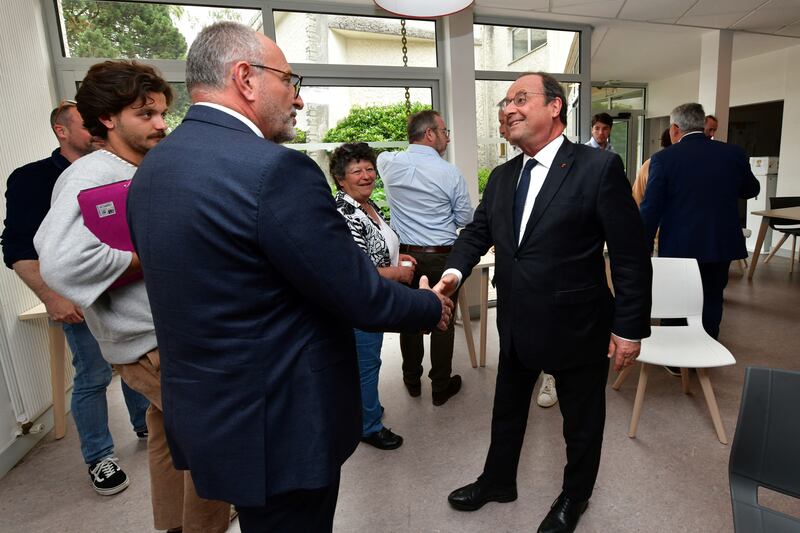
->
[249, 64, 303, 97]
[497, 91, 546, 111]
[433, 127, 451, 137]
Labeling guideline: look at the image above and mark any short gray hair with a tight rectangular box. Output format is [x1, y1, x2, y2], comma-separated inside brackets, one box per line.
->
[670, 103, 705, 133]
[186, 21, 263, 93]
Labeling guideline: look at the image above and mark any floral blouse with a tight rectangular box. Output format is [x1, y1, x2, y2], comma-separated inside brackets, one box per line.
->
[335, 190, 398, 268]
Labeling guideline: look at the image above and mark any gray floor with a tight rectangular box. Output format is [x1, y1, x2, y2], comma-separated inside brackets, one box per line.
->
[1, 256, 799, 532]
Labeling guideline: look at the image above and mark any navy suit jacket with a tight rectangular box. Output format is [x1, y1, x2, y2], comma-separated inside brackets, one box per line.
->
[446, 138, 652, 371]
[127, 105, 441, 506]
[640, 133, 760, 262]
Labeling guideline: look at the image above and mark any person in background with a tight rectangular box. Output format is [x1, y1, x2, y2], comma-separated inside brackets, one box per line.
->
[585, 112, 615, 152]
[641, 103, 759, 340]
[632, 127, 672, 206]
[2, 100, 149, 496]
[34, 61, 231, 532]
[704, 114, 719, 139]
[330, 142, 418, 450]
[377, 109, 473, 406]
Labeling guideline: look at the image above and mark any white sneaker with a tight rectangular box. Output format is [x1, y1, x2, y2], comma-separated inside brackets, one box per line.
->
[536, 373, 558, 408]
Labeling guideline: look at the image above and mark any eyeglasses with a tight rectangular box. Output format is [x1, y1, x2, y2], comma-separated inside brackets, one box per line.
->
[433, 127, 451, 137]
[497, 91, 547, 111]
[249, 64, 303, 97]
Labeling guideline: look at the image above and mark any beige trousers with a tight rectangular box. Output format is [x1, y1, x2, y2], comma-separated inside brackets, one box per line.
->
[115, 350, 231, 532]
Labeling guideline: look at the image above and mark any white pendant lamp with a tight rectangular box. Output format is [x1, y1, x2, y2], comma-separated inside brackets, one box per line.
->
[374, 0, 474, 19]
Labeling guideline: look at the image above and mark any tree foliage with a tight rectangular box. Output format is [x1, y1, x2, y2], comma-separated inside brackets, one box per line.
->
[322, 102, 431, 143]
[62, 0, 187, 59]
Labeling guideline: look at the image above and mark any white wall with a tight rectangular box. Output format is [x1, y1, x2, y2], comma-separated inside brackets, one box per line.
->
[0, 0, 62, 476]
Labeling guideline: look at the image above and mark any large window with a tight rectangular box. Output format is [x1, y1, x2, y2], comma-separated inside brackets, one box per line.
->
[274, 11, 436, 67]
[474, 23, 580, 73]
[56, 1, 262, 60]
[511, 28, 547, 61]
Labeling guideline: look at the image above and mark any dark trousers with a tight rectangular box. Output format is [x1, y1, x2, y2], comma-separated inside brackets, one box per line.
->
[698, 261, 731, 339]
[236, 471, 340, 533]
[479, 347, 609, 502]
[400, 251, 459, 393]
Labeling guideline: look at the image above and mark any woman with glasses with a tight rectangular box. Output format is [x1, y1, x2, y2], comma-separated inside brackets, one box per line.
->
[330, 142, 416, 450]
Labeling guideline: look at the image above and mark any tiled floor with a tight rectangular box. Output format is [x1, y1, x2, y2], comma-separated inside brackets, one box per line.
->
[1, 256, 798, 532]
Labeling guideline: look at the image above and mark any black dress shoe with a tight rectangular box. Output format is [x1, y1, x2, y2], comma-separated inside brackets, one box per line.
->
[404, 381, 421, 397]
[447, 480, 517, 511]
[432, 375, 462, 406]
[537, 492, 588, 533]
[360, 427, 403, 450]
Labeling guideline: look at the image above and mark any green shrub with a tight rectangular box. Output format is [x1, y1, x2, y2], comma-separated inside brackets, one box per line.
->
[478, 167, 491, 196]
[322, 102, 431, 146]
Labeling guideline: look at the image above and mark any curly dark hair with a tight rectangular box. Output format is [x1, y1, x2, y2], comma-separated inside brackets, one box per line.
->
[329, 142, 377, 190]
[76, 60, 173, 139]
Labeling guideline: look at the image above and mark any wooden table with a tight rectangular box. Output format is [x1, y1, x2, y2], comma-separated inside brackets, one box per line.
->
[747, 207, 800, 279]
[18, 303, 67, 440]
[458, 253, 495, 368]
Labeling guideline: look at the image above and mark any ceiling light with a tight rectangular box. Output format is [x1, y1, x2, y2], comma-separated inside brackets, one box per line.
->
[374, 0, 474, 18]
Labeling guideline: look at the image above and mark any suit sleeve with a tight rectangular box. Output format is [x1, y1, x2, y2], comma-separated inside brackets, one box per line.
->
[639, 154, 667, 253]
[445, 165, 500, 278]
[256, 149, 440, 333]
[597, 154, 652, 341]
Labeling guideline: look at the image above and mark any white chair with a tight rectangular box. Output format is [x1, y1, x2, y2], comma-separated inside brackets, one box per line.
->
[612, 257, 735, 444]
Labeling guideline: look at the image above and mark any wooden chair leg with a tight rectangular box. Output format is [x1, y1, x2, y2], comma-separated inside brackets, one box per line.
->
[680, 367, 691, 394]
[457, 295, 478, 368]
[696, 368, 728, 445]
[628, 363, 649, 438]
[790, 235, 796, 274]
[764, 233, 789, 263]
[612, 365, 633, 390]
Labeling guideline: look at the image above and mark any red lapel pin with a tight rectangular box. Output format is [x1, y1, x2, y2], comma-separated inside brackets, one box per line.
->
[560, 163, 567, 168]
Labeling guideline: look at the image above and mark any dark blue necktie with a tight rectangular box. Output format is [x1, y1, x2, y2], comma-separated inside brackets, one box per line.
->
[513, 158, 537, 242]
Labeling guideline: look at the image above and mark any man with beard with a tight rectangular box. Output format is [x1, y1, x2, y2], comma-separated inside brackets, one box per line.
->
[2, 100, 149, 496]
[35, 61, 231, 532]
[127, 22, 449, 532]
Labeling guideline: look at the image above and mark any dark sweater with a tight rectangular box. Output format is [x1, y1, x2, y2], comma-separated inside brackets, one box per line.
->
[2, 148, 69, 268]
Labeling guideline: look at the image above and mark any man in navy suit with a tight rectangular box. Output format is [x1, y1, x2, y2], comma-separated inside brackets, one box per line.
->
[127, 22, 451, 532]
[440, 72, 652, 533]
[640, 102, 759, 339]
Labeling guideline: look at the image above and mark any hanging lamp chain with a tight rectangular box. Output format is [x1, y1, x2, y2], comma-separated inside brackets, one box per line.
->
[401, 18, 411, 116]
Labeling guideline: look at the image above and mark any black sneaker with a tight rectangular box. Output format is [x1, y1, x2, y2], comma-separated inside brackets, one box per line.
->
[88, 456, 130, 496]
[136, 429, 148, 441]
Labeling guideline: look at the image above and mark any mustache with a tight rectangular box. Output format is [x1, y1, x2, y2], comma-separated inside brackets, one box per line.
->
[148, 132, 167, 140]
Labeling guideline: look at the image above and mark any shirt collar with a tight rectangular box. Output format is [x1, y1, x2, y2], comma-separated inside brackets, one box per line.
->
[407, 143, 441, 157]
[339, 191, 361, 209]
[51, 148, 70, 171]
[678, 130, 705, 142]
[523, 134, 564, 170]
[195, 102, 264, 138]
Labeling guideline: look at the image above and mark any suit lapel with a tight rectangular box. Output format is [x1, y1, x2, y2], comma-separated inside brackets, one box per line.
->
[518, 138, 575, 248]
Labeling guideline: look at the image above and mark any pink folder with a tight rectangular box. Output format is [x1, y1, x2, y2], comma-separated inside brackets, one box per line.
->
[77, 179, 143, 289]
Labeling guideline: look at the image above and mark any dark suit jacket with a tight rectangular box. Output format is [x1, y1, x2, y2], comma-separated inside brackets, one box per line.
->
[446, 137, 651, 371]
[640, 133, 760, 262]
[127, 105, 441, 506]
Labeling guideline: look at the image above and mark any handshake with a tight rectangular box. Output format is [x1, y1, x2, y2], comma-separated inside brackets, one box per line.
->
[419, 273, 460, 332]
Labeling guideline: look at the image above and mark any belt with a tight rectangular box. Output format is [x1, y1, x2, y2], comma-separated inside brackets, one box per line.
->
[399, 244, 453, 254]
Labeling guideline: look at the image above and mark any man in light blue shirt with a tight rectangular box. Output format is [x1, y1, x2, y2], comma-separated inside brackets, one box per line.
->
[377, 109, 473, 406]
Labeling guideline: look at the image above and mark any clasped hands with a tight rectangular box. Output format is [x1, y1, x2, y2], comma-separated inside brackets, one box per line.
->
[418, 273, 459, 332]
